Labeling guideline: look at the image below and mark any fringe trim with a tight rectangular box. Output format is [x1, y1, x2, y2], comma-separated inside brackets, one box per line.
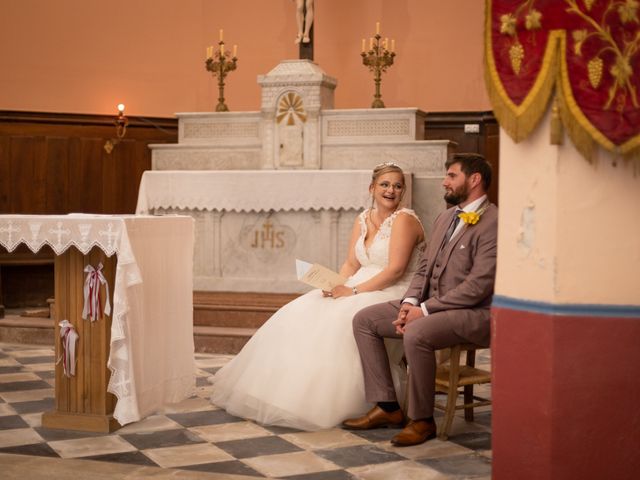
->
[484, 2, 561, 143]
[550, 94, 564, 145]
[556, 33, 640, 167]
[485, 2, 640, 168]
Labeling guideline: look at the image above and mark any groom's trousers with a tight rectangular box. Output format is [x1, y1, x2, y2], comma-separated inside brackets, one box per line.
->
[353, 300, 478, 420]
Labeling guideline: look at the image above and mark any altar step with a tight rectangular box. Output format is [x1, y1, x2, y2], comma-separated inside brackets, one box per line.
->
[0, 314, 54, 345]
[193, 291, 299, 354]
[0, 292, 300, 355]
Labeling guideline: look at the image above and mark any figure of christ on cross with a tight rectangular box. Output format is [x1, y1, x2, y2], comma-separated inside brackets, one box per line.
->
[295, 0, 314, 60]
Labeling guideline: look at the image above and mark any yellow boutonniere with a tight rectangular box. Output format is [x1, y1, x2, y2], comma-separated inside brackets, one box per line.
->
[457, 205, 488, 226]
[458, 211, 481, 225]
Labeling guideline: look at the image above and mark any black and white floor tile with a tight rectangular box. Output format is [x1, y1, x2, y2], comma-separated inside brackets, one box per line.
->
[0, 343, 492, 479]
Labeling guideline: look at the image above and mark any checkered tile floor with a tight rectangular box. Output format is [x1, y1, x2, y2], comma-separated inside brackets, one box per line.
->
[0, 343, 492, 479]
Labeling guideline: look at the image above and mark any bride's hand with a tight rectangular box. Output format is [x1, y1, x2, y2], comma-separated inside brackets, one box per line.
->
[328, 285, 352, 299]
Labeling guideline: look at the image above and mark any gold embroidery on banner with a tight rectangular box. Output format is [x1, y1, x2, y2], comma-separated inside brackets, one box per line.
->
[587, 56, 604, 88]
[486, 0, 640, 159]
[499, 2, 544, 75]
[509, 42, 525, 74]
[572, 29, 588, 56]
[525, 9, 543, 30]
[565, 0, 639, 109]
[618, 0, 639, 23]
[500, 13, 518, 35]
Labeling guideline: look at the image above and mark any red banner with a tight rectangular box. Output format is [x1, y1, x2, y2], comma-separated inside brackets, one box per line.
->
[485, 0, 640, 161]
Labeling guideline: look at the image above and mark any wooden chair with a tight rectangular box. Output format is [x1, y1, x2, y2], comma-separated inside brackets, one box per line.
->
[434, 343, 491, 440]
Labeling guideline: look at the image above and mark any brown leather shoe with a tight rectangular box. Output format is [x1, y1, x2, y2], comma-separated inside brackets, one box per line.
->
[342, 405, 405, 430]
[391, 419, 437, 446]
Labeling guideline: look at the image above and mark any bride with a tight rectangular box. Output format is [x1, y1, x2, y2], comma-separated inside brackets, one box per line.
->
[209, 163, 426, 430]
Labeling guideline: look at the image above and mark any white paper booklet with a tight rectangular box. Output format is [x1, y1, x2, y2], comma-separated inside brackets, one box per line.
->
[295, 259, 347, 290]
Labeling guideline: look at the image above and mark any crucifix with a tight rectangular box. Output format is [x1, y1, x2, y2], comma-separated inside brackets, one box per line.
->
[295, 0, 314, 60]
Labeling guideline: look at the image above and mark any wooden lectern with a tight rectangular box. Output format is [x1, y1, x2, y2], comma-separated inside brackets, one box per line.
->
[1, 214, 195, 433]
[42, 247, 120, 432]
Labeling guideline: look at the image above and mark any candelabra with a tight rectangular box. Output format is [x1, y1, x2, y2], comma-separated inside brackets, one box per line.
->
[361, 24, 395, 108]
[205, 31, 238, 112]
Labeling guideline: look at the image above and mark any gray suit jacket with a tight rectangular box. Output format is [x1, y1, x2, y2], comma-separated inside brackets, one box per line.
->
[403, 202, 498, 345]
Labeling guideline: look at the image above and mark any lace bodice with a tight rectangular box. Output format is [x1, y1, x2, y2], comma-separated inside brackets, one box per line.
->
[354, 208, 425, 274]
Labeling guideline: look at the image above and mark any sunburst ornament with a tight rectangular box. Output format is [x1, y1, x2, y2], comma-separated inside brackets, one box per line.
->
[276, 92, 307, 125]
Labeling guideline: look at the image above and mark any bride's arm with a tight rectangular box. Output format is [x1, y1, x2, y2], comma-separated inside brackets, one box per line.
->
[337, 216, 363, 278]
[349, 213, 423, 293]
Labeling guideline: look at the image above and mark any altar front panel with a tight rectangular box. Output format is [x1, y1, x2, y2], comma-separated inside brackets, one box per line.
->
[184, 209, 358, 294]
[136, 170, 412, 295]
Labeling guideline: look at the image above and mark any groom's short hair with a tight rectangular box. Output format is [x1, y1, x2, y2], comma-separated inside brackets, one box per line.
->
[446, 153, 492, 191]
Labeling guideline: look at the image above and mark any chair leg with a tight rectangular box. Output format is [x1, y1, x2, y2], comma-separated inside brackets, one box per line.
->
[463, 349, 476, 422]
[463, 385, 474, 421]
[438, 346, 461, 440]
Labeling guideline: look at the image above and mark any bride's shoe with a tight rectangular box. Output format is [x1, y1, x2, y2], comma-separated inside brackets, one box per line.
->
[342, 405, 405, 430]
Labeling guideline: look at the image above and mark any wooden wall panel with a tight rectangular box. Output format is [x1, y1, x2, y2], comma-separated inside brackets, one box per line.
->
[45, 137, 70, 214]
[0, 136, 10, 212]
[0, 111, 177, 215]
[68, 138, 104, 213]
[424, 111, 500, 205]
[11, 136, 47, 213]
[0, 110, 177, 317]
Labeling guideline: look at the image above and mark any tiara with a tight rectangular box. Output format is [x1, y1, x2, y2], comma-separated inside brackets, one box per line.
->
[374, 161, 401, 169]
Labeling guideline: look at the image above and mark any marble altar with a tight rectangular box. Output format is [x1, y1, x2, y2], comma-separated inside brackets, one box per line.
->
[137, 170, 411, 293]
[145, 59, 454, 294]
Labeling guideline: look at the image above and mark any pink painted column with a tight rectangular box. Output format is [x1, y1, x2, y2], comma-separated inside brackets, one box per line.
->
[491, 113, 640, 480]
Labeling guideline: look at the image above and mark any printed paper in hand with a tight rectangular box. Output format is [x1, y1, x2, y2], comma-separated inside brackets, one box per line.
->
[295, 259, 347, 291]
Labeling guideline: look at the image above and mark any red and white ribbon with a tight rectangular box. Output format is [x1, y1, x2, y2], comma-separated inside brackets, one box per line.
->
[82, 262, 111, 321]
[56, 320, 79, 378]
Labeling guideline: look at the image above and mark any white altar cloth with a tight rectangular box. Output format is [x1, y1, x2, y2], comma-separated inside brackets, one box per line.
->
[135, 170, 411, 213]
[0, 214, 196, 425]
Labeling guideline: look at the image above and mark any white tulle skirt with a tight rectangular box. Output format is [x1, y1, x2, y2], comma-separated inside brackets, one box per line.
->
[209, 266, 408, 431]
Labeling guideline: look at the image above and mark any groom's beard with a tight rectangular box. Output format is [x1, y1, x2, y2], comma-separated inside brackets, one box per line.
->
[444, 181, 470, 205]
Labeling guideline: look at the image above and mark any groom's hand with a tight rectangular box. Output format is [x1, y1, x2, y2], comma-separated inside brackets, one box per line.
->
[393, 304, 422, 334]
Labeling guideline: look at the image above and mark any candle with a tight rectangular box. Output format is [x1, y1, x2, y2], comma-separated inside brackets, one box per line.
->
[384, 38, 388, 49]
[369, 37, 373, 50]
[233, 44, 237, 57]
[207, 46, 212, 58]
[219, 29, 223, 41]
[361, 38, 365, 52]
[376, 22, 380, 35]
[220, 42, 224, 54]
[391, 39, 395, 52]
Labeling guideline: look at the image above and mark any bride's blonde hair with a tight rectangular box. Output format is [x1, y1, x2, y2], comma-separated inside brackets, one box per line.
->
[369, 162, 405, 211]
[371, 162, 404, 185]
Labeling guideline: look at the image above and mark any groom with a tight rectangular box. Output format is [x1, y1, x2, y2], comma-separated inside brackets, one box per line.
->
[343, 153, 498, 446]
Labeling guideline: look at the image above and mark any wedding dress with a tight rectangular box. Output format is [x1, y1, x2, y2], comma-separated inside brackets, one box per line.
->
[209, 208, 425, 430]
